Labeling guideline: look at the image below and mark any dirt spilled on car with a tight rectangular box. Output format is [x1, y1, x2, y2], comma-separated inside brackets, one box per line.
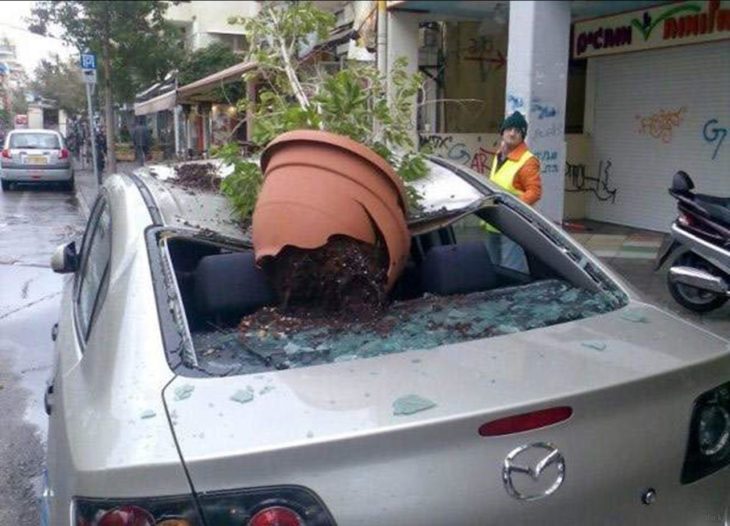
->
[241, 236, 389, 333]
[174, 163, 221, 191]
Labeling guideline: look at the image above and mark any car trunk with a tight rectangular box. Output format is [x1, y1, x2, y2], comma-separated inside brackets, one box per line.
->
[164, 305, 730, 525]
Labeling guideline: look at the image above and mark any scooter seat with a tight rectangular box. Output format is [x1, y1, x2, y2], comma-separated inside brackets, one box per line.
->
[695, 194, 730, 227]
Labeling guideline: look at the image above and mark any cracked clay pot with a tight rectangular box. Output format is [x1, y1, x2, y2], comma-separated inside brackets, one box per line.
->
[252, 130, 411, 291]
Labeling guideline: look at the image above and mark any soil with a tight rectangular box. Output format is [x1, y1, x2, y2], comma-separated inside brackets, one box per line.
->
[174, 163, 221, 191]
[241, 236, 389, 332]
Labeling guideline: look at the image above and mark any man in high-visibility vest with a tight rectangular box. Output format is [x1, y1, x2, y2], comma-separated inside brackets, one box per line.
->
[485, 111, 542, 272]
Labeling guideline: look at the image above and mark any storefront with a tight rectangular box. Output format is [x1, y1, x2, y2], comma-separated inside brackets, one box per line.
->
[574, 0, 730, 231]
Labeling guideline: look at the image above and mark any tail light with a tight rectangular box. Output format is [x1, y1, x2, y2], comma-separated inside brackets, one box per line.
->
[678, 211, 695, 227]
[681, 381, 730, 484]
[249, 506, 304, 526]
[1, 149, 10, 159]
[59, 148, 70, 160]
[479, 406, 573, 437]
[74, 486, 335, 525]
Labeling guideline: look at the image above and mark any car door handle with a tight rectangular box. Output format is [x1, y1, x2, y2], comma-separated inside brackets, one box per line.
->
[44, 383, 54, 416]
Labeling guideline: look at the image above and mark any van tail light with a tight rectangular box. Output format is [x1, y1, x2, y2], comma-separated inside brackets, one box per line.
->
[1, 149, 10, 159]
[75, 486, 335, 525]
[479, 406, 573, 437]
[59, 148, 70, 160]
[681, 381, 730, 484]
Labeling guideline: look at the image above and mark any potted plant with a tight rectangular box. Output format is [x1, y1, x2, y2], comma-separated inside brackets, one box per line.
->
[220, 1, 427, 313]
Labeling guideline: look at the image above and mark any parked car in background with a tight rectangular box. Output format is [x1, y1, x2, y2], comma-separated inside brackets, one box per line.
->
[1, 129, 74, 191]
[42, 159, 730, 525]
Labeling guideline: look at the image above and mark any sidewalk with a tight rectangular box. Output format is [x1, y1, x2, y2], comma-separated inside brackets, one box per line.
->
[564, 219, 730, 339]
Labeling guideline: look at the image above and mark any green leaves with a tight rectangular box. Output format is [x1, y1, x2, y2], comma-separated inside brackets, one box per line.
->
[215, 143, 264, 219]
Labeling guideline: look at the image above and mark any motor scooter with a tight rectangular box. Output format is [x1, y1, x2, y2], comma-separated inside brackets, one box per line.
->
[655, 171, 730, 312]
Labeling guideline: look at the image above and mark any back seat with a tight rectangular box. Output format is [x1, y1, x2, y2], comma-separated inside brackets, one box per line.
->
[193, 251, 276, 322]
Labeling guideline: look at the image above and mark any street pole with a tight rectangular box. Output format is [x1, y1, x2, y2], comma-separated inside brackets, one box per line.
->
[85, 82, 100, 187]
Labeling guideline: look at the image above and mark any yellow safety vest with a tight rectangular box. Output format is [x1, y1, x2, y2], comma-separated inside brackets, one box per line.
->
[482, 149, 534, 233]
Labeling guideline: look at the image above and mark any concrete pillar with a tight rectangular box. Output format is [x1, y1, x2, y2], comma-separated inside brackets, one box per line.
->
[386, 9, 420, 148]
[505, 1, 570, 223]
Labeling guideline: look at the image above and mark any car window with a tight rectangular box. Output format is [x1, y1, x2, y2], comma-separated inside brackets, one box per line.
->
[76, 201, 112, 341]
[9, 133, 60, 149]
[451, 214, 531, 274]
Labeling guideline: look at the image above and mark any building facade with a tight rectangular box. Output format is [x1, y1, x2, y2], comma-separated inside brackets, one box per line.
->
[387, 0, 729, 231]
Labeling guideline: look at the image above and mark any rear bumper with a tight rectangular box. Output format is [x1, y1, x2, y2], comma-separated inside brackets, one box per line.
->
[1, 166, 73, 182]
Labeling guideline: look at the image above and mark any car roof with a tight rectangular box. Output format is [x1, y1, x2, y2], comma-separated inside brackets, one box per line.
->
[9, 128, 61, 135]
[134, 160, 251, 242]
[133, 157, 492, 242]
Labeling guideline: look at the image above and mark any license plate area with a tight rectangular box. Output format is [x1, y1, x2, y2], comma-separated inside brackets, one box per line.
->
[25, 155, 48, 165]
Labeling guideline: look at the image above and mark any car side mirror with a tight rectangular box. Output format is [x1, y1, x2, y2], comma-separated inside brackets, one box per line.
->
[51, 241, 79, 274]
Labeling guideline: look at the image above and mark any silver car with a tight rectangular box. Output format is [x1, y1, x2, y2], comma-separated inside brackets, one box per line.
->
[43, 159, 730, 525]
[1, 129, 74, 191]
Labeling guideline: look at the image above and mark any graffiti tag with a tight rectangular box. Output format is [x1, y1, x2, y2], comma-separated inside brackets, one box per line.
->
[447, 143, 471, 164]
[702, 119, 727, 160]
[531, 101, 558, 120]
[469, 147, 494, 174]
[419, 134, 453, 150]
[531, 123, 561, 139]
[463, 38, 505, 81]
[507, 94, 524, 111]
[565, 160, 618, 203]
[636, 107, 686, 143]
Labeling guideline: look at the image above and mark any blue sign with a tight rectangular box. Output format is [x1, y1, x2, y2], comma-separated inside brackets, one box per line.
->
[80, 53, 96, 70]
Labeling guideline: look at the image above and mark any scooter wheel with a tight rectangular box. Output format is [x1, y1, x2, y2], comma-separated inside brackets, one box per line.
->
[667, 254, 728, 313]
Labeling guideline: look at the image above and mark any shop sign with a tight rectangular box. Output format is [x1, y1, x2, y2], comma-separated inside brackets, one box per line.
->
[573, 0, 730, 59]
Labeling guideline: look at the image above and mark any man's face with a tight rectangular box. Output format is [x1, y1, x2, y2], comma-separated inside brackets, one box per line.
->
[501, 127, 524, 149]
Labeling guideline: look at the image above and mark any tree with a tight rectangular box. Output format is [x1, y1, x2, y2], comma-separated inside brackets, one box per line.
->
[178, 41, 242, 103]
[30, 56, 85, 115]
[218, 1, 426, 218]
[179, 41, 240, 86]
[28, 1, 183, 173]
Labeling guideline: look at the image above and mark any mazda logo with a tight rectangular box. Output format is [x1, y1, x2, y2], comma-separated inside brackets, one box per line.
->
[502, 442, 565, 501]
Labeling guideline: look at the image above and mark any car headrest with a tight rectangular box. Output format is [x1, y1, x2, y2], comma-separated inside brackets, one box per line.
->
[421, 242, 498, 295]
[194, 251, 276, 319]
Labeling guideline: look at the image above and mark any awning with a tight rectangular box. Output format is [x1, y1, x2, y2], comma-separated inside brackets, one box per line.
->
[177, 61, 257, 101]
[134, 90, 177, 116]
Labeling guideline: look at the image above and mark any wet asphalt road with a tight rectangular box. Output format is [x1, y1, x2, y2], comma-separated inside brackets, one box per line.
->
[0, 183, 85, 525]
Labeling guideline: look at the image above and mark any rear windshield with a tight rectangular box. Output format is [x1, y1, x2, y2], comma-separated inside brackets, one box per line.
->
[9, 133, 61, 149]
[164, 205, 628, 377]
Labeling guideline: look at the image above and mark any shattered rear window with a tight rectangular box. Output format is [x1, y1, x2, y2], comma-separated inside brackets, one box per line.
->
[191, 279, 618, 376]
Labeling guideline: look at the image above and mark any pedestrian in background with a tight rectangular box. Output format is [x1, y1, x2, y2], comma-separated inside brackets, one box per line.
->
[483, 111, 542, 272]
[132, 117, 151, 166]
[95, 126, 107, 175]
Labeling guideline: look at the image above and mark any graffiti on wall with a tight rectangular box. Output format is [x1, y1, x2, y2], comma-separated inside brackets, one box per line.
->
[420, 134, 498, 175]
[534, 150, 561, 176]
[635, 107, 686, 143]
[565, 160, 618, 203]
[702, 118, 727, 160]
[462, 37, 506, 82]
[531, 100, 558, 120]
[507, 93, 524, 113]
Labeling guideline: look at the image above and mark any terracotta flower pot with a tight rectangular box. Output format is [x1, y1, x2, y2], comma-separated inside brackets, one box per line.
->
[252, 130, 411, 291]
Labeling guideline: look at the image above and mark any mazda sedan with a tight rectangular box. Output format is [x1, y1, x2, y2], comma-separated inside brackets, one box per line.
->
[43, 159, 730, 525]
[1, 129, 74, 191]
